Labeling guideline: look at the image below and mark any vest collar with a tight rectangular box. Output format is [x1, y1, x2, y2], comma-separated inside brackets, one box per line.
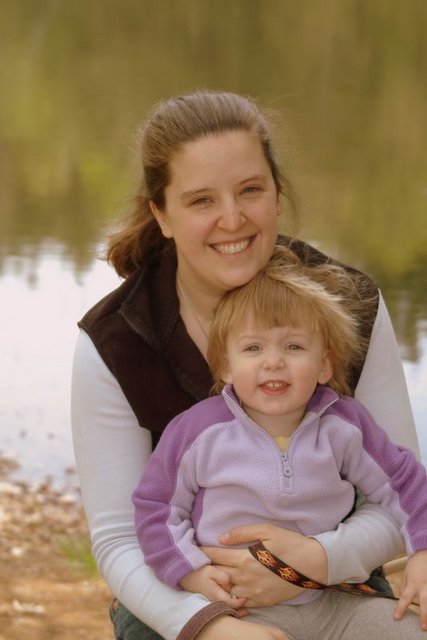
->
[119, 247, 213, 402]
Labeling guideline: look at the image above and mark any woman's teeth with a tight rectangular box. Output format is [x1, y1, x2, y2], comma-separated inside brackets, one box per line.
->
[212, 238, 251, 255]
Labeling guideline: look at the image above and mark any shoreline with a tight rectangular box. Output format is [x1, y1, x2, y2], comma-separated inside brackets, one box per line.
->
[0, 450, 91, 585]
[0, 454, 113, 639]
[0, 464, 87, 566]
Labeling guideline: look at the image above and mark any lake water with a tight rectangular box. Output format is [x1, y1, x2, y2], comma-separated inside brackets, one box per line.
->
[0, 248, 119, 487]
[1, 1, 426, 487]
[1, 246, 426, 489]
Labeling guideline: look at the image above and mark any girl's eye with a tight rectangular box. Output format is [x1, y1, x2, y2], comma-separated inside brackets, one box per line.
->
[244, 344, 261, 352]
[287, 344, 303, 351]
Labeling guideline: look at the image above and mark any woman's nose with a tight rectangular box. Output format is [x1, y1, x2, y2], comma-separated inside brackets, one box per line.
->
[217, 200, 245, 231]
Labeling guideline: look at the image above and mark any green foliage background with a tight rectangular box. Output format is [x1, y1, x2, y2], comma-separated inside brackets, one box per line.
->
[1, 0, 426, 351]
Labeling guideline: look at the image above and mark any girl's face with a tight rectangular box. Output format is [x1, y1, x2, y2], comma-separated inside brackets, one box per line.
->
[151, 131, 281, 298]
[222, 322, 332, 435]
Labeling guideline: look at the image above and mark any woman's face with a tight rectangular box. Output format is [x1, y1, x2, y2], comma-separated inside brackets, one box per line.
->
[151, 130, 281, 298]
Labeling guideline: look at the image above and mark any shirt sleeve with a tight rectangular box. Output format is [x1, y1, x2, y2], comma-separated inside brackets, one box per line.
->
[71, 330, 232, 640]
[339, 399, 427, 556]
[132, 420, 210, 587]
[313, 293, 419, 583]
[314, 500, 405, 584]
[355, 292, 420, 455]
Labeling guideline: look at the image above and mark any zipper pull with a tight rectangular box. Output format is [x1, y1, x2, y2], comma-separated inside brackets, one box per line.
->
[282, 453, 292, 477]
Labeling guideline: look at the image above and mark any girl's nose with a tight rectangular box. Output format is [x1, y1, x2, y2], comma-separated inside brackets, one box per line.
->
[264, 350, 285, 369]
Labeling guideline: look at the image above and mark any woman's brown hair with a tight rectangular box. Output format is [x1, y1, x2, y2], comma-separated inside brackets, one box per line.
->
[105, 91, 295, 277]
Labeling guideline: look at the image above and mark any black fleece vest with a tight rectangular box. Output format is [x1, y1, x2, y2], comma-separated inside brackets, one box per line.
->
[78, 237, 379, 447]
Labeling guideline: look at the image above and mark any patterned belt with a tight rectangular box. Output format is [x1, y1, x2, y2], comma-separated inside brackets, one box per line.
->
[248, 540, 398, 599]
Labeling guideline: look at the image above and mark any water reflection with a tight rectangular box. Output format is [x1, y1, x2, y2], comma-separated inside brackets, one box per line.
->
[0, 0, 426, 482]
[1, 2, 426, 337]
[405, 341, 427, 462]
[0, 251, 425, 488]
[0, 250, 121, 487]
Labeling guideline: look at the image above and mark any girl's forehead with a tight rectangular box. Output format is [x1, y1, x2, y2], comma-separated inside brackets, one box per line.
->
[226, 311, 325, 345]
[237, 308, 313, 331]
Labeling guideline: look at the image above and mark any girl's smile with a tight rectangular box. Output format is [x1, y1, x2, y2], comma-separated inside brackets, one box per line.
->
[259, 380, 291, 395]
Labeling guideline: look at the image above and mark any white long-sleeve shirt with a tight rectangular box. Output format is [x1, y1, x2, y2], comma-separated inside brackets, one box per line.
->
[71, 293, 419, 640]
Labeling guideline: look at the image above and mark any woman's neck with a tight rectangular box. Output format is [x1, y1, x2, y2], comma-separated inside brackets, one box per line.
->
[176, 276, 220, 359]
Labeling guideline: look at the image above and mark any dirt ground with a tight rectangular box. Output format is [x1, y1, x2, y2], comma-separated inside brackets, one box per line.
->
[0, 457, 113, 640]
[0, 457, 416, 640]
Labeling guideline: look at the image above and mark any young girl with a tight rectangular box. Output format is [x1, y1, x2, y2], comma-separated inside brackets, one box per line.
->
[133, 246, 427, 639]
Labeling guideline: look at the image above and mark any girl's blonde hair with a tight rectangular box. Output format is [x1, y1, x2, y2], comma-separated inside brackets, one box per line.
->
[208, 246, 367, 397]
[105, 90, 295, 277]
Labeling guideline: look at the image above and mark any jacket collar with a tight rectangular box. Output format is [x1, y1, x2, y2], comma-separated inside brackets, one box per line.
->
[119, 247, 213, 402]
[222, 383, 339, 429]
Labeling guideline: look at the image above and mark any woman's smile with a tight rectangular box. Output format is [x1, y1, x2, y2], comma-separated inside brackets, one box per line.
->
[209, 235, 255, 255]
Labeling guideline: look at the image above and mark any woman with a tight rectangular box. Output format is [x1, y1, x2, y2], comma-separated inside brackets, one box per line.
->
[71, 91, 423, 640]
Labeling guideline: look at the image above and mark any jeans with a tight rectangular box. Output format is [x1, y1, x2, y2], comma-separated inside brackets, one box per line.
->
[247, 591, 424, 640]
[109, 600, 164, 640]
[108, 572, 393, 639]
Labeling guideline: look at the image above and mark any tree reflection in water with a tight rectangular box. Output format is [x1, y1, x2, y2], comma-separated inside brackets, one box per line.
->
[0, 0, 425, 481]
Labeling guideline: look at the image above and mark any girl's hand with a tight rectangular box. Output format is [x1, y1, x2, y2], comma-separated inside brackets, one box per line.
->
[180, 565, 247, 611]
[196, 615, 289, 640]
[394, 549, 427, 630]
[202, 523, 327, 607]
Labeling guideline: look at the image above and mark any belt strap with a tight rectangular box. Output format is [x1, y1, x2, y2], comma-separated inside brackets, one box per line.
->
[248, 540, 397, 600]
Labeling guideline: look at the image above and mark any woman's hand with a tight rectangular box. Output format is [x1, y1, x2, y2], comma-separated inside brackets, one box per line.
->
[393, 550, 427, 630]
[202, 523, 328, 607]
[195, 615, 288, 640]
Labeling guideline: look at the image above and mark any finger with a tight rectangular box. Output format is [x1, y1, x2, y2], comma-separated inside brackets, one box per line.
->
[219, 523, 272, 545]
[201, 545, 245, 565]
[211, 583, 247, 609]
[224, 593, 247, 610]
[229, 597, 248, 610]
[394, 592, 412, 620]
[213, 569, 232, 590]
[419, 588, 427, 630]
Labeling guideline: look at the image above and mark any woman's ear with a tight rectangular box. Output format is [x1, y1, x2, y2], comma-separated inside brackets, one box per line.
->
[318, 351, 333, 385]
[149, 201, 173, 238]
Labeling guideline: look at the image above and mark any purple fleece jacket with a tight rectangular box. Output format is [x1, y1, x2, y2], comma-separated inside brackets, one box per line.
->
[133, 385, 427, 598]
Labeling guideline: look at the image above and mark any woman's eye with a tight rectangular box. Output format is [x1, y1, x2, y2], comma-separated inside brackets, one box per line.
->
[242, 185, 261, 195]
[190, 196, 211, 206]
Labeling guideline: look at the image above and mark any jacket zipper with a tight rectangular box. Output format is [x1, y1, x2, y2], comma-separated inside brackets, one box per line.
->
[281, 452, 292, 478]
